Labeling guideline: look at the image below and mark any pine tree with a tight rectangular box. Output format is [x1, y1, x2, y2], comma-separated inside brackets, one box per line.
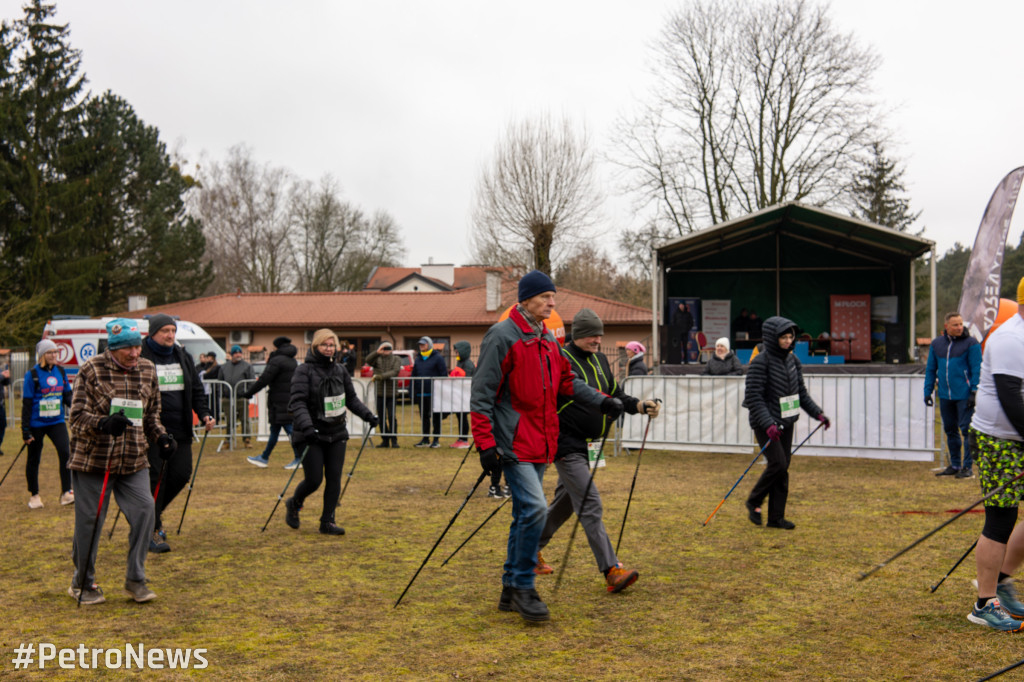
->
[851, 142, 921, 233]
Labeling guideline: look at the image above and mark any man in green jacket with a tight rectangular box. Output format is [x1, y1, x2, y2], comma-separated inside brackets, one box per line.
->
[365, 342, 402, 447]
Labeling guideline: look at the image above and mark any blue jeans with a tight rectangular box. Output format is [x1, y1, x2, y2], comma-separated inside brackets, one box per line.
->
[258, 423, 293, 461]
[502, 461, 548, 589]
[939, 398, 974, 470]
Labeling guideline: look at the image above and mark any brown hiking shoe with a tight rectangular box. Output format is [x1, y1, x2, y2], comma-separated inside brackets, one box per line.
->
[605, 564, 639, 593]
[534, 551, 553, 575]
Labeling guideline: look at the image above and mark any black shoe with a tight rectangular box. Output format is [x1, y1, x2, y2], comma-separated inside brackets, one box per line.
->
[935, 466, 958, 476]
[509, 587, 550, 622]
[149, 529, 170, 553]
[498, 585, 514, 612]
[414, 439, 431, 448]
[766, 519, 796, 530]
[285, 497, 301, 529]
[955, 467, 975, 479]
[319, 521, 345, 535]
[487, 485, 504, 498]
[389, 440, 400, 448]
[429, 440, 440, 448]
[745, 501, 762, 526]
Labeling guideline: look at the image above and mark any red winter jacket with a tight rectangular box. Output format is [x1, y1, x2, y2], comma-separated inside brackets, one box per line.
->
[470, 306, 603, 464]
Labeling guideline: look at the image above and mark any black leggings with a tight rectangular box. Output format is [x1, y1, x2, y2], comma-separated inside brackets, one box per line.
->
[293, 438, 347, 524]
[26, 423, 71, 495]
[148, 432, 194, 530]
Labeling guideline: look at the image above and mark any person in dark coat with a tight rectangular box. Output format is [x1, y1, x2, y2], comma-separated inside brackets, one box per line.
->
[451, 340, 475, 450]
[411, 336, 448, 447]
[702, 337, 744, 376]
[365, 341, 402, 448]
[243, 336, 300, 468]
[625, 341, 648, 376]
[285, 328, 377, 536]
[743, 316, 830, 530]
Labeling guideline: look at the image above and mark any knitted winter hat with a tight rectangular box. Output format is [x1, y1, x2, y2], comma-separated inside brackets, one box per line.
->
[36, 339, 58, 359]
[230, 345, 243, 354]
[107, 318, 142, 350]
[571, 308, 604, 339]
[626, 341, 645, 355]
[716, 337, 730, 351]
[517, 269, 556, 302]
[273, 336, 291, 349]
[147, 313, 176, 335]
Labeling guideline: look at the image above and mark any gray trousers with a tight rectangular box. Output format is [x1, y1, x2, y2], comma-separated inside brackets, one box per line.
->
[71, 468, 153, 588]
[538, 451, 617, 573]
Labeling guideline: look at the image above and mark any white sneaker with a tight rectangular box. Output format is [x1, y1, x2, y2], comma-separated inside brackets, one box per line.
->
[60, 490, 75, 506]
[28, 494, 44, 509]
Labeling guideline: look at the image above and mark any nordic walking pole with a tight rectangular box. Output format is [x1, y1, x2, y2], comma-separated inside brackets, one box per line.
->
[443, 440, 475, 496]
[176, 430, 209, 535]
[336, 427, 372, 510]
[0, 442, 28, 491]
[978, 657, 1024, 682]
[395, 470, 488, 608]
[703, 438, 774, 527]
[441, 496, 511, 566]
[789, 420, 826, 456]
[615, 406, 657, 554]
[261, 445, 310, 532]
[930, 539, 978, 593]
[78, 465, 112, 607]
[554, 431, 610, 592]
[858, 469, 1024, 581]
[107, 507, 121, 539]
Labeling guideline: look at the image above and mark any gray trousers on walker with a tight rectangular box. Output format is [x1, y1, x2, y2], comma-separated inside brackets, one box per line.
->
[538, 451, 618, 573]
[71, 468, 153, 588]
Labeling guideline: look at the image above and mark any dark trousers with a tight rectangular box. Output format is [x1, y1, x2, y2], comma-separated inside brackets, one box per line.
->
[939, 398, 974, 470]
[376, 394, 396, 445]
[538, 452, 617, 572]
[417, 394, 441, 441]
[293, 438, 347, 524]
[747, 426, 796, 523]
[0, 402, 6, 452]
[26, 423, 72, 495]
[148, 431, 193, 531]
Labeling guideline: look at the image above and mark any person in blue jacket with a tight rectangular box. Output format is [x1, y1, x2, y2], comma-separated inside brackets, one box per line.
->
[22, 339, 74, 508]
[924, 312, 982, 478]
[411, 336, 448, 447]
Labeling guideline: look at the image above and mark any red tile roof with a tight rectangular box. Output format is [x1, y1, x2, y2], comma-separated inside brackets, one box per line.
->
[123, 284, 651, 329]
[364, 266, 516, 291]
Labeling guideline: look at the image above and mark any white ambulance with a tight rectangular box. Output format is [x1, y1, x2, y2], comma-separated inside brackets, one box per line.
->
[42, 316, 225, 378]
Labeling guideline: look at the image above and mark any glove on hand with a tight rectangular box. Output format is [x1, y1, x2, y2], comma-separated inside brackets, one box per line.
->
[641, 399, 661, 418]
[766, 424, 783, 442]
[924, 395, 934, 407]
[98, 410, 132, 437]
[479, 447, 500, 476]
[817, 414, 831, 430]
[967, 392, 977, 410]
[366, 414, 380, 429]
[301, 428, 318, 444]
[157, 433, 176, 459]
[601, 397, 624, 420]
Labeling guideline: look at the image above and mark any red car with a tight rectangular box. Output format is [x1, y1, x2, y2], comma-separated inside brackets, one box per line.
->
[360, 349, 415, 399]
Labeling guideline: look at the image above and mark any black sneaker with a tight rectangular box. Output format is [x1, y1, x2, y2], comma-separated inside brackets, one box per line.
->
[285, 497, 301, 529]
[429, 440, 440, 448]
[745, 501, 762, 526]
[389, 440, 400, 448]
[501, 486, 512, 498]
[955, 467, 975, 479]
[487, 485, 503, 498]
[498, 585, 514, 612]
[935, 466, 959, 476]
[319, 521, 345, 535]
[510, 587, 550, 622]
[766, 519, 796, 530]
[149, 529, 170, 553]
[414, 439, 431, 448]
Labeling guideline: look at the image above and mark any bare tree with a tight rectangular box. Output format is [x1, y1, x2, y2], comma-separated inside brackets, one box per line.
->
[193, 145, 294, 293]
[290, 176, 405, 291]
[470, 115, 602, 273]
[613, 0, 882, 252]
[554, 243, 650, 308]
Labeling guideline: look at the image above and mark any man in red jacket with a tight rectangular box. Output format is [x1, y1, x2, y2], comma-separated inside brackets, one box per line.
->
[471, 270, 615, 623]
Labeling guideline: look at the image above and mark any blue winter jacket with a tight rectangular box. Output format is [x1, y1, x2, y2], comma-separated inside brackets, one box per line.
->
[411, 349, 448, 398]
[924, 331, 981, 401]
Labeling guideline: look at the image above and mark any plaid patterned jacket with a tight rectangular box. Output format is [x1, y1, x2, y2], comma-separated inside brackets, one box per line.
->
[68, 351, 165, 474]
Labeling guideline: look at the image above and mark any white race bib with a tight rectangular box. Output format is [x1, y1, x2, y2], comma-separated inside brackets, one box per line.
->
[779, 394, 800, 419]
[587, 440, 606, 469]
[324, 394, 346, 418]
[110, 397, 144, 426]
[39, 395, 61, 418]
[157, 364, 184, 392]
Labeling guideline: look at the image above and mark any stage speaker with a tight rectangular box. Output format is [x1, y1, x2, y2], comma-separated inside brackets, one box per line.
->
[885, 323, 907, 364]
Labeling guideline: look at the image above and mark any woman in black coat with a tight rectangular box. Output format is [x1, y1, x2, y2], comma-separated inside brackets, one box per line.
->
[242, 337, 299, 468]
[702, 338, 744, 376]
[625, 341, 649, 376]
[285, 329, 377, 536]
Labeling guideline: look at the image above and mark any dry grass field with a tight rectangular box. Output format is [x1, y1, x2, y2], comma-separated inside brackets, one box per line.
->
[0, 434, 1017, 680]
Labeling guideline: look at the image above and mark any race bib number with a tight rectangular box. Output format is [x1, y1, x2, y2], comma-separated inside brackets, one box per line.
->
[587, 440, 605, 469]
[779, 394, 800, 419]
[324, 394, 346, 418]
[39, 395, 61, 418]
[110, 398, 144, 426]
[157, 364, 185, 392]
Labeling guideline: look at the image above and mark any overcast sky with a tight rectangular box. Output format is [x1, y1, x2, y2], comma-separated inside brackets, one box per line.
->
[6, 0, 1024, 269]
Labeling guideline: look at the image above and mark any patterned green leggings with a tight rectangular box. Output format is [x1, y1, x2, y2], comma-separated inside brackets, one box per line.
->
[973, 428, 1024, 507]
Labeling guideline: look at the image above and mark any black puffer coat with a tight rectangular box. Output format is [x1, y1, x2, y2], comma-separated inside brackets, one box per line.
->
[290, 348, 374, 443]
[743, 316, 822, 431]
[242, 344, 297, 425]
[702, 351, 743, 376]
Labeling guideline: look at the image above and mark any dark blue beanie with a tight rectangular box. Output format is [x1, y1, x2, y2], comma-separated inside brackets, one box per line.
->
[518, 270, 556, 302]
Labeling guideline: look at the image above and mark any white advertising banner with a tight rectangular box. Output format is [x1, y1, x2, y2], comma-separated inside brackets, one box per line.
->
[701, 300, 732, 346]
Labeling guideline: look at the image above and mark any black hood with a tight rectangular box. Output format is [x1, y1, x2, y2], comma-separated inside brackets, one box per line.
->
[761, 316, 798, 359]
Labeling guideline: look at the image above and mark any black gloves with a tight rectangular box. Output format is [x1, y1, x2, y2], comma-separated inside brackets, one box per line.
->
[98, 410, 132, 437]
[301, 428, 318, 444]
[924, 395, 934, 407]
[366, 414, 380, 429]
[157, 433, 176, 459]
[479, 446, 500, 475]
[600, 397, 624, 420]
[967, 392, 977, 410]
